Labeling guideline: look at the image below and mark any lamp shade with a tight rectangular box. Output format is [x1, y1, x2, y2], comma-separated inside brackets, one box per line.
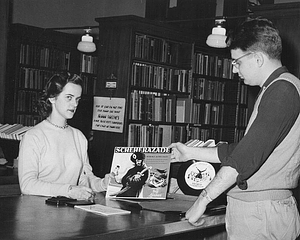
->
[77, 31, 96, 53]
[206, 23, 227, 48]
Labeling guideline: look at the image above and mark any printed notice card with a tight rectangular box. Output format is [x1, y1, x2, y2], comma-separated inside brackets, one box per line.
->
[92, 97, 126, 133]
[75, 204, 131, 216]
[106, 147, 172, 199]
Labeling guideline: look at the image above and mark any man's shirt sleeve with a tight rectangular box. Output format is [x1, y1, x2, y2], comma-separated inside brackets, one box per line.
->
[218, 80, 300, 189]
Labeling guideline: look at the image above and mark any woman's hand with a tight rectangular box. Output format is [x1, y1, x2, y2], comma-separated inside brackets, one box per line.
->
[68, 185, 94, 200]
[101, 173, 112, 190]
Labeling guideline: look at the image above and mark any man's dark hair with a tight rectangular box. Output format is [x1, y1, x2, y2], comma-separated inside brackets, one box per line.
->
[227, 18, 282, 60]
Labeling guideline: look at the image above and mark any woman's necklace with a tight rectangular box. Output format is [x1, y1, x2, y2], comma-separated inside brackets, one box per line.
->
[46, 118, 68, 129]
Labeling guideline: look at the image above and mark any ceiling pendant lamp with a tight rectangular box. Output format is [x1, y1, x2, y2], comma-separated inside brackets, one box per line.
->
[206, 19, 227, 48]
[77, 28, 96, 53]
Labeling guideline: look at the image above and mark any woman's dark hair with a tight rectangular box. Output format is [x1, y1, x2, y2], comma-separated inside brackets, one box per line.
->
[227, 18, 282, 60]
[37, 72, 83, 118]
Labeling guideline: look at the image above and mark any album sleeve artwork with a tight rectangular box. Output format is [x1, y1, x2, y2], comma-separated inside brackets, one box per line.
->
[106, 147, 172, 199]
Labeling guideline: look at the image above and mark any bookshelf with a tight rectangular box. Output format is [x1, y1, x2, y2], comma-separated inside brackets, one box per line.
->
[79, 53, 98, 96]
[190, 47, 248, 143]
[92, 15, 194, 176]
[5, 24, 78, 126]
[68, 52, 98, 138]
[5, 24, 97, 138]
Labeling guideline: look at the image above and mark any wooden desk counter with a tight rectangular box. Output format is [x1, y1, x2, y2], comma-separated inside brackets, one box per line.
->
[0, 193, 225, 240]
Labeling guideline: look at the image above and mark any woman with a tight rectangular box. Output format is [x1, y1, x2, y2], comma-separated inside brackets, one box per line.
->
[18, 72, 109, 200]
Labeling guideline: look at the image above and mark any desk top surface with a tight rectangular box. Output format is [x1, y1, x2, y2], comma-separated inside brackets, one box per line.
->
[0, 193, 225, 240]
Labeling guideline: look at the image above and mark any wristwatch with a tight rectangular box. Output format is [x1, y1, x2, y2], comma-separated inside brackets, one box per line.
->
[201, 189, 213, 202]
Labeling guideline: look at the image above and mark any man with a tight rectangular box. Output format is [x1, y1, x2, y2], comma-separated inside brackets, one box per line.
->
[170, 18, 300, 240]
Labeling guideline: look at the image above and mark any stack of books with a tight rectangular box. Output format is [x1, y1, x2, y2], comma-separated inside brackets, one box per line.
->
[0, 123, 32, 141]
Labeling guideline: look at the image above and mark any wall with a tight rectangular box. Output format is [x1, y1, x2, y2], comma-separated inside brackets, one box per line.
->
[0, 0, 10, 123]
[12, 0, 146, 29]
[12, 0, 300, 29]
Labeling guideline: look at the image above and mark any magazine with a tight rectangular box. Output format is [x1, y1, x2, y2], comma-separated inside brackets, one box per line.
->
[106, 147, 171, 199]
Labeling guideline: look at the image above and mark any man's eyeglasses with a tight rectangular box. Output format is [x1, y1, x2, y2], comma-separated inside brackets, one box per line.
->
[232, 52, 254, 68]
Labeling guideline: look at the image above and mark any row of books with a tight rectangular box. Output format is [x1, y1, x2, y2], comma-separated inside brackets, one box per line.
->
[80, 75, 97, 95]
[16, 114, 42, 127]
[134, 34, 179, 65]
[18, 67, 55, 90]
[127, 123, 245, 147]
[131, 62, 191, 93]
[129, 92, 248, 127]
[237, 108, 249, 127]
[223, 81, 240, 103]
[17, 67, 98, 96]
[19, 43, 71, 70]
[187, 101, 242, 126]
[17, 90, 39, 113]
[188, 127, 245, 144]
[235, 129, 246, 142]
[80, 53, 98, 74]
[189, 127, 221, 142]
[129, 91, 176, 122]
[191, 77, 246, 104]
[0, 123, 32, 140]
[192, 102, 225, 125]
[127, 124, 187, 147]
[239, 84, 248, 105]
[193, 52, 234, 79]
[192, 77, 226, 102]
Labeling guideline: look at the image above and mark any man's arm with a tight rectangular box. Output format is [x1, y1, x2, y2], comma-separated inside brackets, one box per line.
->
[185, 166, 237, 226]
[170, 142, 221, 163]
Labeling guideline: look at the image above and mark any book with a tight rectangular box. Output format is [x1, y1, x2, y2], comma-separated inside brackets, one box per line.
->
[106, 146, 172, 199]
[0, 123, 10, 131]
[0, 124, 19, 139]
[11, 126, 32, 140]
[176, 98, 193, 123]
[75, 204, 131, 216]
[160, 125, 172, 147]
[3, 124, 23, 135]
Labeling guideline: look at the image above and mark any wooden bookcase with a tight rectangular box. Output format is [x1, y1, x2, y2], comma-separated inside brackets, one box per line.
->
[190, 47, 248, 143]
[6, 24, 77, 126]
[92, 15, 194, 176]
[91, 15, 249, 177]
[68, 53, 98, 138]
[5, 23, 97, 138]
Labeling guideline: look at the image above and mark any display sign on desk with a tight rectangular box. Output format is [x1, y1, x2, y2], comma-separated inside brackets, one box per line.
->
[92, 97, 126, 133]
[106, 147, 172, 199]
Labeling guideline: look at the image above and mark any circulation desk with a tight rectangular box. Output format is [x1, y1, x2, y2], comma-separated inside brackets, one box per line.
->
[0, 193, 226, 240]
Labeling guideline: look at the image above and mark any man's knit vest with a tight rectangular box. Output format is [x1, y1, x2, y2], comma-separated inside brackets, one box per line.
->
[228, 73, 300, 201]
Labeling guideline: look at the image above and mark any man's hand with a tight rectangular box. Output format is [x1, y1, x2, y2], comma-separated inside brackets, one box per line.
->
[185, 191, 211, 226]
[169, 142, 191, 162]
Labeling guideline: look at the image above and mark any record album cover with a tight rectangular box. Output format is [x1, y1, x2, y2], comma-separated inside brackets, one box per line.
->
[106, 147, 172, 199]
